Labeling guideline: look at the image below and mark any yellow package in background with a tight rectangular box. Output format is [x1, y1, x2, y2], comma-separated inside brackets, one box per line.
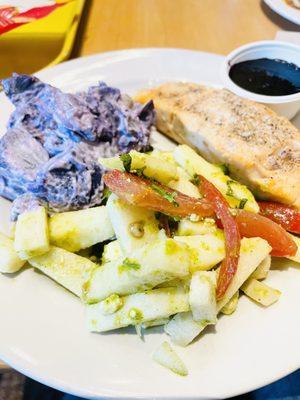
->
[0, 0, 85, 78]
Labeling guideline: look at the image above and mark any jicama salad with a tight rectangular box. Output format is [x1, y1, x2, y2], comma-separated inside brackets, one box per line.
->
[1, 144, 299, 376]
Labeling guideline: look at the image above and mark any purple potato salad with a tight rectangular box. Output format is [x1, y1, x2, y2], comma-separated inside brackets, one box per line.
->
[0, 74, 154, 219]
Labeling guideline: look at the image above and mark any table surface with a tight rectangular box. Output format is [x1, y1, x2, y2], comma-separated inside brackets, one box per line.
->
[73, 0, 300, 58]
[1, 0, 300, 373]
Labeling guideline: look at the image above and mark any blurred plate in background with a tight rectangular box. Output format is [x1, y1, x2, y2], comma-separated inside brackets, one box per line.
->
[264, 0, 300, 25]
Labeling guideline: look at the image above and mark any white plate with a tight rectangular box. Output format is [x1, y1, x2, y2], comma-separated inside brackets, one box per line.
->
[0, 49, 299, 400]
[264, 0, 300, 24]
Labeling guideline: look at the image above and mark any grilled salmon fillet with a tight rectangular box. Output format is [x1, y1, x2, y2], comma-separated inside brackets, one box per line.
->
[136, 82, 300, 209]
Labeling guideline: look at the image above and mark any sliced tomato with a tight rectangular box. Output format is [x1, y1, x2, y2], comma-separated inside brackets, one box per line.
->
[258, 201, 300, 234]
[197, 176, 241, 300]
[104, 170, 297, 296]
[236, 210, 297, 257]
[103, 170, 214, 219]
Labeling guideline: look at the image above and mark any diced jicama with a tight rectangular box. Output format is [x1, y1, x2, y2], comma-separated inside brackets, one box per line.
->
[100, 150, 178, 184]
[29, 246, 96, 297]
[0, 232, 26, 273]
[98, 294, 124, 315]
[156, 278, 189, 289]
[189, 271, 217, 324]
[86, 287, 189, 332]
[152, 341, 188, 376]
[14, 206, 50, 260]
[84, 238, 191, 303]
[99, 156, 124, 171]
[241, 279, 281, 306]
[217, 237, 271, 311]
[175, 232, 225, 272]
[177, 218, 217, 236]
[221, 290, 239, 315]
[150, 149, 177, 165]
[107, 194, 159, 254]
[49, 206, 114, 252]
[135, 318, 170, 336]
[130, 150, 178, 184]
[101, 240, 122, 264]
[165, 312, 206, 347]
[168, 167, 200, 198]
[141, 318, 170, 329]
[173, 144, 259, 213]
[135, 324, 143, 338]
[251, 255, 271, 280]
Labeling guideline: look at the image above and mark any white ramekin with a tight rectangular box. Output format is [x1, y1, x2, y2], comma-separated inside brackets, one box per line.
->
[220, 40, 300, 120]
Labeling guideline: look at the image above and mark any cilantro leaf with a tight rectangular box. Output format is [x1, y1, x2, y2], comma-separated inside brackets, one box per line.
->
[135, 166, 146, 177]
[190, 174, 200, 185]
[238, 198, 248, 209]
[102, 187, 112, 201]
[151, 184, 179, 207]
[120, 153, 132, 172]
[154, 211, 162, 220]
[120, 258, 141, 272]
[217, 163, 230, 175]
[226, 181, 248, 209]
[226, 180, 236, 197]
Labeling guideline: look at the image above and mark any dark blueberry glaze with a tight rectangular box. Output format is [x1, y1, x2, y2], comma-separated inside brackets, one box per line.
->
[229, 58, 300, 96]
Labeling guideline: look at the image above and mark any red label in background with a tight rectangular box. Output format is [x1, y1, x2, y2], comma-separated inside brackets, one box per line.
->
[0, 2, 66, 35]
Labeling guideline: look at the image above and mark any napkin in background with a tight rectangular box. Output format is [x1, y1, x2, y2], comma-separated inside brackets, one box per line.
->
[275, 30, 300, 44]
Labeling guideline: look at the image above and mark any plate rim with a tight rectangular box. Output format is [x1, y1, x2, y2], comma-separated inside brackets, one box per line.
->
[35, 47, 224, 78]
[0, 341, 297, 400]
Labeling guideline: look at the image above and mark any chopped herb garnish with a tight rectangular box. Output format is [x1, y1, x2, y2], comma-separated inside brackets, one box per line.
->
[135, 166, 146, 177]
[121, 258, 141, 271]
[226, 180, 236, 197]
[119, 153, 132, 172]
[102, 187, 112, 201]
[238, 198, 248, 209]
[190, 174, 200, 185]
[217, 163, 230, 175]
[128, 307, 143, 321]
[151, 184, 179, 207]
[155, 211, 162, 220]
[169, 215, 181, 222]
[145, 145, 154, 154]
